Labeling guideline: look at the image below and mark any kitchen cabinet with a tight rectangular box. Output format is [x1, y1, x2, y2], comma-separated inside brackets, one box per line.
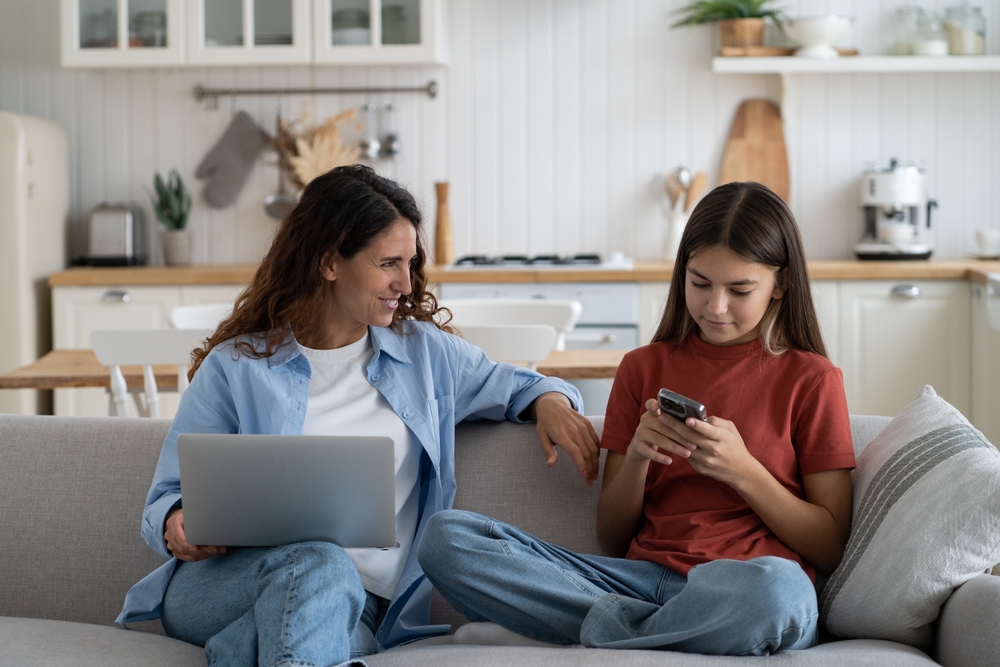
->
[312, 0, 447, 65]
[637, 282, 669, 345]
[186, 0, 312, 66]
[838, 280, 970, 418]
[971, 283, 1000, 446]
[60, 0, 445, 67]
[61, 0, 186, 67]
[51, 283, 244, 417]
[811, 280, 840, 367]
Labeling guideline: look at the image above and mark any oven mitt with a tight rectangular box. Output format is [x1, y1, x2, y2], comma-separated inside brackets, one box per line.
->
[195, 111, 271, 208]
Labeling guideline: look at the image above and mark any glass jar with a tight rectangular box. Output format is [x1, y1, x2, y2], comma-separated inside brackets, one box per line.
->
[911, 14, 949, 56]
[894, 2, 925, 55]
[944, 1, 986, 55]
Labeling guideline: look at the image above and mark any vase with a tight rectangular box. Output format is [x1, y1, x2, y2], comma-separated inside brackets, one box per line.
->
[163, 228, 192, 266]
[719, 18, 766, 48]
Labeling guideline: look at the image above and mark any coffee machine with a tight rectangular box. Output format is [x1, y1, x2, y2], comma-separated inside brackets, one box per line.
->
[854, 158, 937, 260]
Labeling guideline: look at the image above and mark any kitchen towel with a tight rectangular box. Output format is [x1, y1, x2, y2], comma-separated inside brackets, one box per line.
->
[195, 111, 270, 208]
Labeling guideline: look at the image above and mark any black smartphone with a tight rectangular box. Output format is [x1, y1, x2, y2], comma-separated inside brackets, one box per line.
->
[658, 388, 708, 422]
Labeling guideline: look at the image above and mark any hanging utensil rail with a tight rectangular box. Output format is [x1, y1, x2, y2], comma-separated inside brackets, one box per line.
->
[194, 81, 437, 108]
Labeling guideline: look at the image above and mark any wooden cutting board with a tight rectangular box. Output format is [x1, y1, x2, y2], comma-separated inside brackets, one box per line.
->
[719, 99, 789, 202]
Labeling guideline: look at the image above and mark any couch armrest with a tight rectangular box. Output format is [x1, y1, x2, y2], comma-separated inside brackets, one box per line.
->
[935, 574, 1000, 667]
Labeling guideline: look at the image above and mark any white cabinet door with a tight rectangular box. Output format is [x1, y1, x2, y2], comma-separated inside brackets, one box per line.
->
[61, 0, 185, 67]
[312, 0, 446, 64]
[52, 285, 181, 417]
[839, 280, 971, 418]
[972, 283, 1000, 446]
[187, 0, 311, 65]
[811, 281, 840, 366]
[637, 282, 669, 345]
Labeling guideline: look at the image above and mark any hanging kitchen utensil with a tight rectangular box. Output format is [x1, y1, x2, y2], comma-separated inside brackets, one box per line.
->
[719, 100, 790, 202]
[685, 172, 709, 212]
[264, 166, 296, 220]
[665, 172, 684, 213]
[359, 103, 381, 161]
[264, 106, 298, 220]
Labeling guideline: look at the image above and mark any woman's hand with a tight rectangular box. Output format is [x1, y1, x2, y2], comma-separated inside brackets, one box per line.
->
[164, 509, 227, 562]
[659, 411, 758, 486]
[531, 392, 601, 484]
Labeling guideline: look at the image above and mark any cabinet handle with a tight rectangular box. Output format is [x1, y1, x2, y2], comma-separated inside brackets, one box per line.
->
[101, 290, 131, 304]
[890, 285, 921, 299]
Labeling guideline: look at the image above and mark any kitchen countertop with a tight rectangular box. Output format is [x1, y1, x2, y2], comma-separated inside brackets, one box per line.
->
[48, 260, 1000, 287]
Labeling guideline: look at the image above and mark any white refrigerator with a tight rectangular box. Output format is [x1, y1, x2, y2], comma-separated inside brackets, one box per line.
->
[0, 111, 69, 415]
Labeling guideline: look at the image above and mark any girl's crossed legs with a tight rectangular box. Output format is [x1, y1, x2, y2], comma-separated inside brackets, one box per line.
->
[417, 510, 818, 656]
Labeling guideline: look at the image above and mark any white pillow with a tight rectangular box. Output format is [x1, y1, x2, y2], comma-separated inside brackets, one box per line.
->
[819, 385, 1000, 649]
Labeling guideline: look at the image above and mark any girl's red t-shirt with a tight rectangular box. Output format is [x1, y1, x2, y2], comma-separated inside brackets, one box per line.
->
[601, 334, 856, 582]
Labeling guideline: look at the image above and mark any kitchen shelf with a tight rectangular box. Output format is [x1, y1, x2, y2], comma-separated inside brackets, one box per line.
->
[712, 55, 1000, 74]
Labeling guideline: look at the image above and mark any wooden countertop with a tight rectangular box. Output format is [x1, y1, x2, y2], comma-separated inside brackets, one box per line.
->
[0, 348, 626, 389]
[49, 260, 1000, 287]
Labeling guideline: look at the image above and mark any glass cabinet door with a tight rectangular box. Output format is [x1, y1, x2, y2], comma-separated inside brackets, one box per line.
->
[314, 0, 446, 64]
[62, 0, 185, 66]
[187, 0, 311, 65]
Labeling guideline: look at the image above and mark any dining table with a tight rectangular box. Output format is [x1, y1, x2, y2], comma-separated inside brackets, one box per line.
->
[0, 348, 626, 391]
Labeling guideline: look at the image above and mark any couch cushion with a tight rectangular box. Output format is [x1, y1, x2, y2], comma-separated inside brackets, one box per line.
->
[0, 616, 204, 667]
[371, 639, 936, 666]
[0, 415, 172, 628]
[819, 386, 1000, 649]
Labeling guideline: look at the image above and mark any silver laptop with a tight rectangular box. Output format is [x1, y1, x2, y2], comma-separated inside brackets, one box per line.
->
[177, 434, 396, 548]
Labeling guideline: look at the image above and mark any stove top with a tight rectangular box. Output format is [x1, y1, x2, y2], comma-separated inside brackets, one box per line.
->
[447, 253, 634, 270]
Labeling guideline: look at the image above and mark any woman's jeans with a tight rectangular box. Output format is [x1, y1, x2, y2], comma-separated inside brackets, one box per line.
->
[161, 542, 387, 667]
[417, 510, 818, 656]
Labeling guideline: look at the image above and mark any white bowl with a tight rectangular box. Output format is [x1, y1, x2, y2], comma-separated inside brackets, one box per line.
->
[781, 15, 851, 59]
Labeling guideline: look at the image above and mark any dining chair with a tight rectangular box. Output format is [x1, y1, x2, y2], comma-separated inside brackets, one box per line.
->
[169, 302, 233, 329]
[439, 298, 582, 350]
[455, 324, 558, 371]
[90, 328, 212, 418]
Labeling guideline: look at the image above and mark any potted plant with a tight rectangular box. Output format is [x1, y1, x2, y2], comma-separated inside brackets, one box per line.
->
[150, 169, 193, 266]
[671, 0, 783, 49]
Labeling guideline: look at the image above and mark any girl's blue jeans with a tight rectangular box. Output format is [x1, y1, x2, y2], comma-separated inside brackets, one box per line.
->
[417, 509, 819, 656]
[161, 541, 385, 667]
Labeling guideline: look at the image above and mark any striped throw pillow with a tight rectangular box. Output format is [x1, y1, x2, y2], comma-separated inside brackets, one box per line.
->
[819, 385, 1000, 648]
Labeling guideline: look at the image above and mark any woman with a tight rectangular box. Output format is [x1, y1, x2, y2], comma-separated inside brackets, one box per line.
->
[116, 164, 600, 667]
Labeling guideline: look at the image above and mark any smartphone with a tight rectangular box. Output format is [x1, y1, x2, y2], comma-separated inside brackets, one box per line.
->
[658, 388, 708, 422]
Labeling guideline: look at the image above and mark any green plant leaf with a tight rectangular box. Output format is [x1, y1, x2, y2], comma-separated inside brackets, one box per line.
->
[670, 0, 782, 26]
[151, 169, 190, 230]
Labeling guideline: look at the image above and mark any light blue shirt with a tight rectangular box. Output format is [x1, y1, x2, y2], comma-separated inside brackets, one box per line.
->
[117, 320, 582, 649]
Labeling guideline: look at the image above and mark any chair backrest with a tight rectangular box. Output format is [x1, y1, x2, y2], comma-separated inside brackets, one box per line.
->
[90, 329, 212, 419]
[440, 298, 582, 351]
[456, 324, 558, 370]
[169, 303, 232, 329]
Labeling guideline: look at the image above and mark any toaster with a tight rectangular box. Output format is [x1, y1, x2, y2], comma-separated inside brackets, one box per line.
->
[87, 203, 148, 266]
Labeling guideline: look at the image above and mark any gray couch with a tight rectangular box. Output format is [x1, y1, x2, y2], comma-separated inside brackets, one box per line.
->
[1, 413, 998, 667]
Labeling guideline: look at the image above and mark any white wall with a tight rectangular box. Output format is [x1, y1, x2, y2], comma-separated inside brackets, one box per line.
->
[0, 0, 998, 265]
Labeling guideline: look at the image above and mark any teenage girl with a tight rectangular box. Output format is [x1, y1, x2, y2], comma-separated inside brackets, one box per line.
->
[417, 181, 857, 656]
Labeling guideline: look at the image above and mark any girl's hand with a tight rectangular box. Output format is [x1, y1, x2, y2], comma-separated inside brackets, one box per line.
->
[164, 509, 227, 562]
[626, 398, 697, 466]
[660, 413, 758, 486]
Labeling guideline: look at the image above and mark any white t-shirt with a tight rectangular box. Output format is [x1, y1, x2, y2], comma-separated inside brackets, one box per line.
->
[298, 333, 421, 599]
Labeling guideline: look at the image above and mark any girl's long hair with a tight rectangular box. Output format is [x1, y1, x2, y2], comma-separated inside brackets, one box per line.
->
[189, 164, 449, 378]
[652, 181, 827, 358]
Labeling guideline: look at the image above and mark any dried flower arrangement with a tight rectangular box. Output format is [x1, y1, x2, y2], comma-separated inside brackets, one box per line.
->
[274, 102, 363, 189]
